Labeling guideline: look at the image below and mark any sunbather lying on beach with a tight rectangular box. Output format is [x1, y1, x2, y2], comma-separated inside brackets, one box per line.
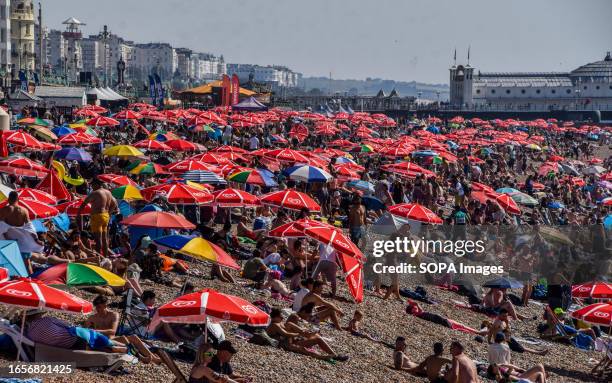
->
[488, 363, 547, 383]
[266, 308, 348, 362]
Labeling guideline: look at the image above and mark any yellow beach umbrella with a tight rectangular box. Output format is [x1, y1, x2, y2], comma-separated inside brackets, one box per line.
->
[111, 185, 144, 201]
[103, 145, 144, 158]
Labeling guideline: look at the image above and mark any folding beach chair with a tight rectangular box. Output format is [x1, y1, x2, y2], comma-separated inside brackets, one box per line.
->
[117, 289, 151, 338]
[592, 337, 612, 379]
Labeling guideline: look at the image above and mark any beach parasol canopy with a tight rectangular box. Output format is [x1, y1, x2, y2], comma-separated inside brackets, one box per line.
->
[483, 277, 523, 289]
[121, 211, 195, 229]
[264, 148, 309, 163]
[283, 164, 332, 183]
[338, 252, 364, 303]
[141, 183, 213, 205]
[227, 168, 277, 187]
[86, 116, 120, 127]
[165, 139, 199, 152]
[16, 188, 58, 205]
[154, 235, 239, 270]
[113, 110, 142, 120]
[571, 282, 612, 299]
[133, 139, 172, 152]
[303, 225, 364, 261]
[166, 160, 220, 174]
[0, 278, 92, 313]
[57, 132, 101, 145]
[57, 198, 91, 217]
[494, 193, 522, 215]
[103, 145, 144, 158]
[129, 161, 169, 176]
[388, 203, 443, 224]
[0, 267, 7, 283]
[153, 288, 270, 327]
[35, 263, 124, 287]
[97, 174, 138, 187]
[212, 188, 259, 207]
[260, 189, 321, 212]
[0, 199, 59, 219]
[111, 185, 144, 201]
[571, 303, 612, 326]
[0, 157, 48, 173]
[54, 147, 92, 162]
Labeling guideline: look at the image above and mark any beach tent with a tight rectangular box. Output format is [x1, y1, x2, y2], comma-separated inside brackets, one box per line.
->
[232, 96, 268, 112]
[0, 240, 28, 277]
[179, 81, 255, 96]
[103, 87, 128, 100]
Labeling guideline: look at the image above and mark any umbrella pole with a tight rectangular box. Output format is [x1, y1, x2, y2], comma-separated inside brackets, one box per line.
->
[16, 311, 25, 361]
[204, 317, 208, 343]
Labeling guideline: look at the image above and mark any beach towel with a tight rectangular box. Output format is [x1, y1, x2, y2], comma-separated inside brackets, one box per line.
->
[68, 326, 114, 350]
[0, 221, 43, 253]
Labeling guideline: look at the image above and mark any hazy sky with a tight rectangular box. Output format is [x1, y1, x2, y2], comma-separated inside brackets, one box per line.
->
[43, 0, 612, 84]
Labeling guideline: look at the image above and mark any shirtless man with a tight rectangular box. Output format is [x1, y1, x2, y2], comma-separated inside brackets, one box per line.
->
[414, 342, 452, 382]
[393, 336, 420, 372]
[348, 194, 366, 248]
[0, 191, 36, 273]
[300, 280, 344, 329]
[78, 179, 118, 258]
[483, 288, 525, 320]
[445, 341, 480, 383]
[266, 308, 348, 361]
[85, 295, 119, 336]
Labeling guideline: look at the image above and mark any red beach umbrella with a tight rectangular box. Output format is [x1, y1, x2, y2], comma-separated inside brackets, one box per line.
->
[495, 193, 521, 215]
[166, 160, 220, 174]
[113, 110, 142, 120]
[141, 183, 213, 205]
[572, 282, 612, 299]
[133, 139, 172, 151]
[86, 116, 120, 127]
[16, 188, 58, 205]
[0, 278, 92, 313]
[338, 253, 364, 303]
[571, 303, 612, 326]
[388, 203, 443, 224]
[212, 188, 259, 207]
[57, 132, 102, 145]
[260, 189, 321, 212]
[97, 174, 138, 187]
[303, 225, 364, 261]
[0, 157, 48, 172]
[189, 153, 232, 165]
[0, 199, 59, 219]
[121, 211, 195, 229]
[4, 130, 45, 149]
[57, 198, 90, 217]
[165, 139, 199, 152]
[264, 148, 309, 163]
[154, 288, 270, 327]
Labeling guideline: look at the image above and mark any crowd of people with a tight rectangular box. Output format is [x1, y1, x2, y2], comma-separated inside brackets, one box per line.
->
[0, 103, 610, 382]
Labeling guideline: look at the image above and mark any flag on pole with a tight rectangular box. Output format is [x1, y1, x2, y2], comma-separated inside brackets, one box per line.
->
[231, 74, 240, 105]
[221, 74, 231, 107]
[148, 75, 156, 102]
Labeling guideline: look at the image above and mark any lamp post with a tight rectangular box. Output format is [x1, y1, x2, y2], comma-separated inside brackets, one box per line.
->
[575, 89, 581, 110]
[98, 25, 111, 87]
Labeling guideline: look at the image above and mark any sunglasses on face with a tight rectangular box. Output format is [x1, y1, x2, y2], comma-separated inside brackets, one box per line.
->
[204, 351, 215, 358]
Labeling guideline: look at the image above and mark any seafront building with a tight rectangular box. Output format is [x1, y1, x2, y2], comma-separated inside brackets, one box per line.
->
[450, 52, 612, 112]
[226, 63, 301, 89]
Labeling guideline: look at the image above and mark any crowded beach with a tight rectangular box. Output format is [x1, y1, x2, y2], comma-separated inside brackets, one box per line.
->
[0, 104, 610, 383]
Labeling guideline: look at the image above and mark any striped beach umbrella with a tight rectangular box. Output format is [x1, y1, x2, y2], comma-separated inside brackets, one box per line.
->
[283, 164, 332, 183]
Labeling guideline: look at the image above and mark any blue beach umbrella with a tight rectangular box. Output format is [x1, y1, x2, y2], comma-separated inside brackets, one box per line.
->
[547, 201, 565, 209]
[484, 277, 523, 289]
[181, 170, 227, 185]
[55, 147, 92, 162]
[346, 180, 375, 193]
[362, 196, 386, 211]
[283, 165, 332, 183]
[51, 126, 76, 137]
[604, 214, 612, 230]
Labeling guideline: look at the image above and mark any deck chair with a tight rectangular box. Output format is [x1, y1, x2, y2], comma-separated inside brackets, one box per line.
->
[34, 343, 137, 373]
[117, 289, 151, 338]
[157, 349, 187, 383]
[0, 318, 35, 361]
[592, 337, 612, 379]
[540, 306, 575, 342]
